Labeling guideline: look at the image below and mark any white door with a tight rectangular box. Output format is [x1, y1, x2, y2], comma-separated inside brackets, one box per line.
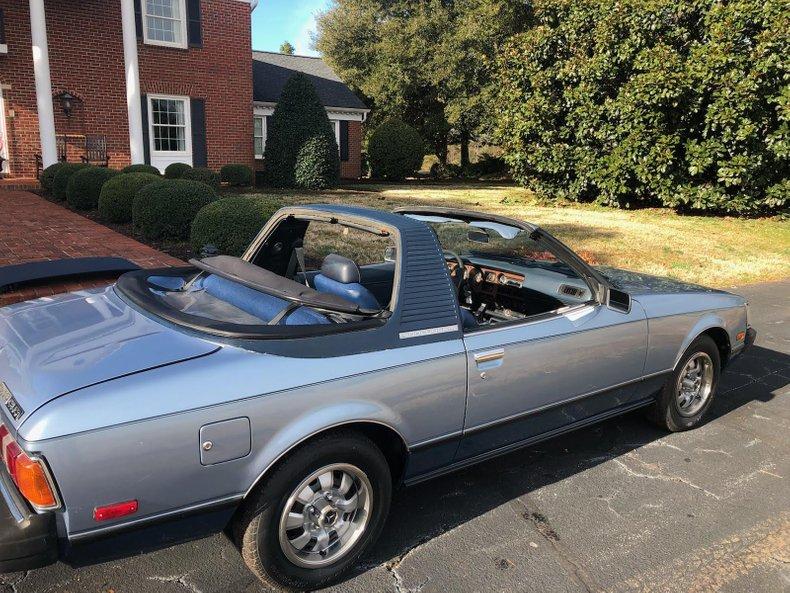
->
[148, 94, 192, 172]
[0, 87, 9, 175]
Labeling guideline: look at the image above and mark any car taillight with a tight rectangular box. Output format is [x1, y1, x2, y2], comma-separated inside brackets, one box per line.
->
[0, 423, 59, 510]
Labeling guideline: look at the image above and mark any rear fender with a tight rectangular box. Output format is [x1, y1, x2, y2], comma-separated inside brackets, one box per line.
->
[243, 401, 406, 497]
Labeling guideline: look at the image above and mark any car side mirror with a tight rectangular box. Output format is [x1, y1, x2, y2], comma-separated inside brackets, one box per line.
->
[607, 288, 631, 313]
[468, 230, 490, 244]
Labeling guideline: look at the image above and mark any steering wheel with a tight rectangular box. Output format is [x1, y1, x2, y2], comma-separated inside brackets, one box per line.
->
[443, 250, 466, 293]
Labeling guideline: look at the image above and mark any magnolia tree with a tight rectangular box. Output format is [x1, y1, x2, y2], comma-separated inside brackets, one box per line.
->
[493, 0, 788, 214]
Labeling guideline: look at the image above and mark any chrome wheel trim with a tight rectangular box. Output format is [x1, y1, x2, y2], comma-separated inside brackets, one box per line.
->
[675, 352, 714, 417]
[278, 463, 372, 569]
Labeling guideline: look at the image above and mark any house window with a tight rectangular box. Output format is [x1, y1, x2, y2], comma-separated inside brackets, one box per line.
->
[254, 116, 266, 159]
[151, 97, 188, 152]
[143, 0, 187, 48]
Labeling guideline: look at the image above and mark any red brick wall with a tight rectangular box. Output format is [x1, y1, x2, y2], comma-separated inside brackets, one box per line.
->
[0, 0, 252, 179]
[341, 120, 362, 179]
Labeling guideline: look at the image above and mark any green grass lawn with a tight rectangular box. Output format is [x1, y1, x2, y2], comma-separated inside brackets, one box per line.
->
[235, 182, 789, 288]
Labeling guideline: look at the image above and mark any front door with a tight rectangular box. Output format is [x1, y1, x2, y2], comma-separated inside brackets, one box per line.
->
[457, 303, 648, 460]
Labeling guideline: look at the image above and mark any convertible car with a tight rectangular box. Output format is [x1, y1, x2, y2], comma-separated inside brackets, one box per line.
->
[0, 205, 754, 589]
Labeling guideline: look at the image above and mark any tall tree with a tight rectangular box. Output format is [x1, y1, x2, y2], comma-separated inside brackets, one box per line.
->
[315, 0, 525, 166]
[279, 41, 295, 55]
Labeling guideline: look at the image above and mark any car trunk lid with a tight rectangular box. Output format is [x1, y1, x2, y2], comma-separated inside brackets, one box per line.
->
[0, 287, 218, 428]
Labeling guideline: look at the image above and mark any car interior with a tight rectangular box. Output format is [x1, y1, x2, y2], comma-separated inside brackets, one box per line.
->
[142, 213, 593, 331]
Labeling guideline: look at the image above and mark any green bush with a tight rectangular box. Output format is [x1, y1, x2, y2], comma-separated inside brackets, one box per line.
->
[98, 172, 161, 223]
[52, 163, 89, 200]
[122, 164, 161, 175]
[40, 162, 68, 193]
[66, 167, 120, 210]
[294, 135, 341, 189]
[493, 0, 788, 214]
[220, 164, 254, 187]
[190, 196, 281, 256]
[133, 180, 218, 240]
[164, 162, 192, 179]
[182, 167, 220, 190]
[264, 73, 339, 187]
[368, 119, 425, 181]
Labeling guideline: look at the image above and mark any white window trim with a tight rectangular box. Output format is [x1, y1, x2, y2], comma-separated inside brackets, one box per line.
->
[254, 115, 266, 160]
[331, 120, 341, 155]
[148, 93, 192, 157]
[142, 0, 188, 49]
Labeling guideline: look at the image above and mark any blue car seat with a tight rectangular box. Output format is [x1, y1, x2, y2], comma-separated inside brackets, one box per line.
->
[313, 254, 380, 311]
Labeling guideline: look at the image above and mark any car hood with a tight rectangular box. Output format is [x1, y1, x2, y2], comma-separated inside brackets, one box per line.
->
[0, 286, 219, 428]
[596, 266, 726, 296]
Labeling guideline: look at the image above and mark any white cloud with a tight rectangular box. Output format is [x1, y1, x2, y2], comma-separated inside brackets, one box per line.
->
[293, 0, 329, 56]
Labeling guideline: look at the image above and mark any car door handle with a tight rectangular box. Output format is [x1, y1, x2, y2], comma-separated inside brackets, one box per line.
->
[474, 349, 505, 364]
[474, 349, 505, 376]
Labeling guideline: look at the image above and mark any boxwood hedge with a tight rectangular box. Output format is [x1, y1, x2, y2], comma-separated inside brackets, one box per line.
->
[190, 195, 281, 257]
[133, 179, 218, 240]
[66, 166, 120, 210]
[182, 167, 220, 190]
[40, 162, 68, 193]
[368, 119, 425, 181]
[220, 164, 254, 187]
[164, 162, 192, 179]
[122, 164, 161, 176]
[52, 163, 89, 200]
[98, 172, 161, 223]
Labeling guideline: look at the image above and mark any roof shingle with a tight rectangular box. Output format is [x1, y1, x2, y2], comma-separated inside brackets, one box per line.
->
[252, 51, 368, 111]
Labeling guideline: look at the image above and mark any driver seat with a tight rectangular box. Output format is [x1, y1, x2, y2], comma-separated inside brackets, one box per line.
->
[313, 254, 381, 310]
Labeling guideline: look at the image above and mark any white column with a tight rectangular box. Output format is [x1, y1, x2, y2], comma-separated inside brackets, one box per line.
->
[121, 0, 145, 164]
[29, 0, 57, 168]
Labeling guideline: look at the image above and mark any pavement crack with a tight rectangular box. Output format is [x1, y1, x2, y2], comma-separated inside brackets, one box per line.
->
[514, 497, 601, 593]
[385, 536, 432, 593]
[613, 455, 722, 500]
[148, 573, 203, 593]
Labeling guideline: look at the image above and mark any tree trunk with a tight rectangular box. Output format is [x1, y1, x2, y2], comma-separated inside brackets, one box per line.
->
[460, 132, 470, 170]
[435, 141, 448, 166]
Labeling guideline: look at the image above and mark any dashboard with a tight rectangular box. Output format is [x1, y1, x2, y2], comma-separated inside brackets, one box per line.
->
[447, 258, 592, 324]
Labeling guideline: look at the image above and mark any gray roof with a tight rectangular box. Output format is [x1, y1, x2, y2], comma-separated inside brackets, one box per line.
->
[252, 51, 368, 111]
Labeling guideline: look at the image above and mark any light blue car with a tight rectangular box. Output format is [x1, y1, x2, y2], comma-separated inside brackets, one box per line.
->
[0, 205, 754, 590]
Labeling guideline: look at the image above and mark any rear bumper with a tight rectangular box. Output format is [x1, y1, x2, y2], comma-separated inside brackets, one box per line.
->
[0, 468, 58, 572]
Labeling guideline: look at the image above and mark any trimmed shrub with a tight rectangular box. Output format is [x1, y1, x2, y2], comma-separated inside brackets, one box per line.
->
[122, 164, 161, 176]
[368, 119, 425, 181]
[220, 164, 254, 187]
[66, 167, 120, 210]
[294, 135, 341, 189]
[164, 162, 192, 179]
[133, 179, 218, 239]
[264, 72, 338, 187]
[493, 0, 788, 214]
[40, 162, 68, 193]
[190, 196, 281, 257]
[52, 163, 89, 200]
[182, 166, 220, 190]
[98, 172, 161, 223]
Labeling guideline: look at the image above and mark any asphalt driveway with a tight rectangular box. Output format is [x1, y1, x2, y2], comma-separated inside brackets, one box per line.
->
[3, 280, 788, 593]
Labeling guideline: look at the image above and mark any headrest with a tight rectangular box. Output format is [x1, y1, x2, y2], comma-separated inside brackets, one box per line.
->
[320, 254, 361, 284]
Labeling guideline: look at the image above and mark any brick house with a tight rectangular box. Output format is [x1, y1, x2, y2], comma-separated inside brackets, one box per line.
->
[252, 51, 369, 179]
[0, 1, 367, 183]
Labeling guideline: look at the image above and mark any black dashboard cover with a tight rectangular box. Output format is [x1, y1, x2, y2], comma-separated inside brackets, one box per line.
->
[190, 255, 379, 314]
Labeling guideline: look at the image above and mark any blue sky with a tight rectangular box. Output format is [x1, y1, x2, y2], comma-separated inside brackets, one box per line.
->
[252, 0, 332, 56]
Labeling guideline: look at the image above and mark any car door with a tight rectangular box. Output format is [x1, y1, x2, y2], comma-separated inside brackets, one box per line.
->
[456, 300, 648, 460]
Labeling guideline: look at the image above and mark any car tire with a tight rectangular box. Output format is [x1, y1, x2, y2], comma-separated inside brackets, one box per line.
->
[233, 431, 392, 591]
[647, 335, 721, 432]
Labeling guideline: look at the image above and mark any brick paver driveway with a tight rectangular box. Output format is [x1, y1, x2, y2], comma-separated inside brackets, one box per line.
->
[0, 190, 181, 306]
